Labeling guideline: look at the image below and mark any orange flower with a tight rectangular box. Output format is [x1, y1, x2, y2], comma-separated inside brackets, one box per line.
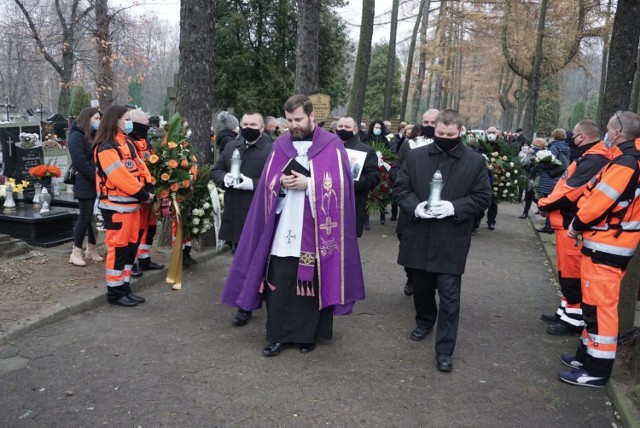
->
[180, 159, 189, 169]
[190, 166, 198, 176]
[161, 173, 170, 181]
[170, 183, 179, 192]
[158, 189, 169, 199]
[148, 154, 159, 164]
[181, 141, 189, 148]
[182, 179, 190, 189]
[168, 159, 178, 169]
[176, 196, 184, 203]
[149, 177, 156, 185]
[168, 142, 178, 150]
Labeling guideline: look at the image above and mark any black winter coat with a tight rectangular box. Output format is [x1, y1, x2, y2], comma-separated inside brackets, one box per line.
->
[211, 133, 273, 243]
[344, 134, 381, 237]
[393, 143, 491, 275]
[217, 128, 238, 154]
[67, 123, 97, 199]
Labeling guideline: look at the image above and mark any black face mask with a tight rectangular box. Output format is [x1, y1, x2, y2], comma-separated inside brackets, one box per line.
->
[421, 126, 435, 139]
[131, 122, 150, 139]
[336, 129, 354, 141]
[434, 136, 461, 152]
[241, 127, 261, 142]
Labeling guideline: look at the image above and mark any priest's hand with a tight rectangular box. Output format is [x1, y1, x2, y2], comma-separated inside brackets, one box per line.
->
[414, 201, 433, 219]
[281, 170, 308, 191]
[429, 200, 455, 219]
[234, 174, 254, 191]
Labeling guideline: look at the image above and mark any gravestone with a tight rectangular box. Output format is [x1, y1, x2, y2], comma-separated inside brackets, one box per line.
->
[12, 145, 44, 183]
[0, 122, 41, 177]
[44, 148, 71, 187]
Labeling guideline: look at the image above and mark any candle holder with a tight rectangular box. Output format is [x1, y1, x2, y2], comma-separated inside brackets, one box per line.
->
[40, 187, 51, 214]
[426, 170, 444, 215]
[32, 182, 43, 206]
[230, 148, 242, 186]
[3, 184, 16, 211]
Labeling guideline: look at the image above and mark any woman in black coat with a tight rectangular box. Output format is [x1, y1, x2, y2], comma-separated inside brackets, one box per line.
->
[67, 107, 103, 266]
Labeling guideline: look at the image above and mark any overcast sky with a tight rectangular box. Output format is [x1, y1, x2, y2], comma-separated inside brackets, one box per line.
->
[116, 0, 412, 44]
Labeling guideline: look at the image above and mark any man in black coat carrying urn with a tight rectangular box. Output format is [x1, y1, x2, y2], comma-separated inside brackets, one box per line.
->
[393, 109, 491, 372]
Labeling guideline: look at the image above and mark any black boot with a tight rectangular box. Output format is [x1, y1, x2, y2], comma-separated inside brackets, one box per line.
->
[139, 258, 165, 270]
[131, 263, 143, 278]
[107, 285, 138, 307]
[183, 246, 198, 266]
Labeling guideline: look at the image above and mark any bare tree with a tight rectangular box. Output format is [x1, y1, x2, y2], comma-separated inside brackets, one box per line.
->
[348, 0, 375, 123]
[13, 0, 94, 116]
[400, 0, 427, 120]
[294, 0, 322, 95]
[383, 0, 400, 119]
[94, 0, 114, 108]
[177, 0, 215, 163]
[410, 0, 432, 121]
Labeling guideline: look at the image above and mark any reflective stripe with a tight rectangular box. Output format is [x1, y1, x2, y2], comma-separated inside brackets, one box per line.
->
[619, 221, 640, 230]
[104, 160, 123, 176]
[587, 332, 618, 344]
[617, 201, 630, 208]
[559, 314, 584, 327]
[106, 268, 122, 276]
[138, 244, 151, 250]
[564, 307, 583, 315]
[595, 181, 620, 200]
[583, 239, 636, 256]
[98, 201, 140, 213]
[108, 195, 139, 203]
[107, 279, 124, 287]
[585, 346, 616, 359]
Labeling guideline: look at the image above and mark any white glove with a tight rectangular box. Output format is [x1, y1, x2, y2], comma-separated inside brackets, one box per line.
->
[414, 201, 432, 219]
[429, 200, 455, 219]
[234, 174, 254, 191]
[223, 173, 234, 187]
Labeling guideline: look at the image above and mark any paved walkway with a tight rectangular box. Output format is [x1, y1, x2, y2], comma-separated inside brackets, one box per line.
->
[0, 204, 623, 425]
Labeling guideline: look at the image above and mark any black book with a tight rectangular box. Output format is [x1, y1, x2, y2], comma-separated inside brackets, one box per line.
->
[282, 158, 310, 177]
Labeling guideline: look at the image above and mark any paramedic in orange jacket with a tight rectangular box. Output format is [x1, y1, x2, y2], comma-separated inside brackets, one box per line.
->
[94, 105, 155, 307]
[559, 111, 640, 388]
[129, 109, 164, 275]
[537, 120, 611, 336]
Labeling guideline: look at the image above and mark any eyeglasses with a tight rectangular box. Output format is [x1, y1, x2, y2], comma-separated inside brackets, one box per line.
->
[615, 110, 625, 132]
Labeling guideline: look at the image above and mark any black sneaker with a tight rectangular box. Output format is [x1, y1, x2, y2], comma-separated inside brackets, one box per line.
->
[539, 313, 559, 324]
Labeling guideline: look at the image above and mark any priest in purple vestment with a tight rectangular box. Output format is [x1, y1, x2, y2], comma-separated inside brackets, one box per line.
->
[220, 94, 366, 357]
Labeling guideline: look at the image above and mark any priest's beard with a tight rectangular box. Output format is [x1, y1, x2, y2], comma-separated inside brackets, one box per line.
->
[291, 117, 313, 139]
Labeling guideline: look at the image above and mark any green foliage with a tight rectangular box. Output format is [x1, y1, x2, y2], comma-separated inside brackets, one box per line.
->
[213, 0, 351, 115]
[567, 101, 585, 129]
[535, 77, 561, 138]
[128, 80, 144, 108]
[584, 93, 599, 122]
[69, 86, 91, 117]
[363, 43, 402, 120]
[366, 141, 394, 214]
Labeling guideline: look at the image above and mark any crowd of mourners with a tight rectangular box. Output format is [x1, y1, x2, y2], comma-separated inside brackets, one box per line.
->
[65, 95, 640, 388]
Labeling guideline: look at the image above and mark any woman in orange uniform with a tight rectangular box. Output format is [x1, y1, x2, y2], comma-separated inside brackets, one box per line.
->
[94, 105, 155, 307]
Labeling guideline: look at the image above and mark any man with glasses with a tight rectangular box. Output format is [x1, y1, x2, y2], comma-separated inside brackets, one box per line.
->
[559, 111, 640, 387]
[537, 120, 611, 336]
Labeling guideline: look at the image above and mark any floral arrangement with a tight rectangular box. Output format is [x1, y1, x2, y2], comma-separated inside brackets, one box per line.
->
[366, 141, 395, 214]
[147, 113, 198, 205]
[534, 149, 562, 166]
[182, 165, 214, 238]
[0, 177, 29, 204]
[19, 132, 40, 148]
[29, 164, 61, 178]
[487, 151, 527, 203]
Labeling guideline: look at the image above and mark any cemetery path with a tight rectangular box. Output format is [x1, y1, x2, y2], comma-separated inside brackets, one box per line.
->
[0, 203, 629, 425]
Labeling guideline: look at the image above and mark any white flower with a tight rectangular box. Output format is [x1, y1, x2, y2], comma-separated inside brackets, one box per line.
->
[502, 156, 508, 161]
[192, 218, 200, 225]
[192, 208, 199, 216]
[0, 185, 5, 198]
[192, 227, 199, 234]
[510, 193, 515, 197]
[490, 158, 496, 162]
[506, 182, 511, 186]
[499, 182, 504, 186]
[203, 202, 210, 210]
[513, 169, 518, 174]
[493, 187, 498, 191]
[509, 162, 514, 167]
[505, 172, 511, 178]
[492, 152, 499, 156]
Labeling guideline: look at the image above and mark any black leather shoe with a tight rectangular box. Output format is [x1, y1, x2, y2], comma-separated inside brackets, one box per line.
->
[140, 260, 164, 271]
[539, 313, 559, 324]
[109, 295, 138, 307]
[436, 353, 453, 372]
[262, 342, 283, 357]
[487, 223, 496, 230]
[518, 213, 529, 219]
[404, 282, 413, 296]
[130, 264, 143, 278]
[410, 326, 432, 341]
[127, 293, 145, 304]
[232, 310, 252, 326]
[547, 323, 579, 336]
[299, 343, 316, 354]
[537, 226, 553, 234]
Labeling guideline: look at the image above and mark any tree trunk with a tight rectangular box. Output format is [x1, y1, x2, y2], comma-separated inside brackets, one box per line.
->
[431, 1, 447, 111]
[596, 0, 613, 122]
[410, 0, 432, 122]
[631, 45, 640, 113]
[177, 0, 215, 164]
[294, 0, 322, 95]
[383, 0, 400, 119]
[499, 67, 516, 131]
[95, 0, 114, 109]
[598, 0, 640, 134]
[348, 0, 375, 123]
[400, 0, 426, 120]
[515, 77, 527, 129]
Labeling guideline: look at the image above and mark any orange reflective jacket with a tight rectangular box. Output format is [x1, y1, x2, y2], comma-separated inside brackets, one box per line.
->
[573, 139, 640, 268]
[132, 136, 152, 161]
[538, 141, 611, 229]
[95, 132, 153, 213]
